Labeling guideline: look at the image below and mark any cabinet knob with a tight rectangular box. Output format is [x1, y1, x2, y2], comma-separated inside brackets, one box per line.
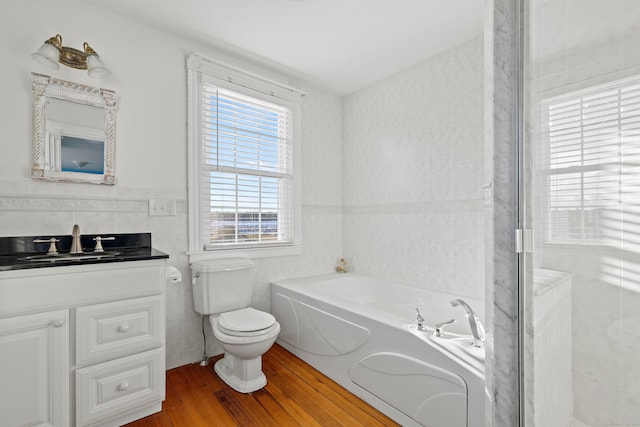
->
[117, 382, 129, 391]
[118, 324, 130, 333]
[50, 319, 65, 328]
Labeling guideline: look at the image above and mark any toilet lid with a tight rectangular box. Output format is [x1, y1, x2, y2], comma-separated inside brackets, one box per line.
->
[217, 308, 277, 337]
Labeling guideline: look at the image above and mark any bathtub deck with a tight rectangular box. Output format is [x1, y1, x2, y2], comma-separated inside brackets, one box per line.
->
[124, 343, 400, 427]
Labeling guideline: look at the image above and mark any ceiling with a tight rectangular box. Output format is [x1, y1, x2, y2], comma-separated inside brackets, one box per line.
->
[83, 0, 484, 95]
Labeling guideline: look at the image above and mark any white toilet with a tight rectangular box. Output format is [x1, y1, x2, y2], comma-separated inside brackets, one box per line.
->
[191, 258, 280, 393]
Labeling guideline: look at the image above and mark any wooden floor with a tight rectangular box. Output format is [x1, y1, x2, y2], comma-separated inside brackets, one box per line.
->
[124, 344, 400, 426]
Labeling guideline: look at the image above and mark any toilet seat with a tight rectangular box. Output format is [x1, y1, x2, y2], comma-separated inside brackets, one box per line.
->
[217, 307, 277, 337]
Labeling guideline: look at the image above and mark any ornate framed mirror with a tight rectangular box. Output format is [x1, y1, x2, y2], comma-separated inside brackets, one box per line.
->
[31, 73, 117, 184]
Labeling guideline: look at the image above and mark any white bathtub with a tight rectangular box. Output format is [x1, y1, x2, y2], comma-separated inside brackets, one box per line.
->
[271, 273, 486, 427]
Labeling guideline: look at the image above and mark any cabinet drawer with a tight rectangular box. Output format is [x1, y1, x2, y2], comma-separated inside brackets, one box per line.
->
[76, 348, 165, 427]
[0, 261, 165, 317]
[77, 295, 164, 366]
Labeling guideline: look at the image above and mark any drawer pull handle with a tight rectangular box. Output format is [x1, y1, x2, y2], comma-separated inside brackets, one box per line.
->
[117, 382, 129, 391]
[50, 319, 65, 328]
[118, 324, 130, 333]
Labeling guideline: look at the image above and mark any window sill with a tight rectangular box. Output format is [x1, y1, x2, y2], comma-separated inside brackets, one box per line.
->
[187, 245, 302, 264]
[541, 241, 620, 251]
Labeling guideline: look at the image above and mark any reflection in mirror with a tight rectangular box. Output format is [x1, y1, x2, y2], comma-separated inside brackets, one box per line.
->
[46, 99, 105, 174]
[31, 73, 117, 184]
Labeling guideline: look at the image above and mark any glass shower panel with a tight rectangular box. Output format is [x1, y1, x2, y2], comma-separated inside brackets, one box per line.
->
[524, 1, 640, 426]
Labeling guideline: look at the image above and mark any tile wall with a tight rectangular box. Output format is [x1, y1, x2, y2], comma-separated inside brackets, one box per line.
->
[342, 36, 485, 300]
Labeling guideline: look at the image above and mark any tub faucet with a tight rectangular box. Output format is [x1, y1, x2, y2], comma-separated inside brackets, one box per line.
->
[450, 299, 485, 347]
[70, 224, 83, 254]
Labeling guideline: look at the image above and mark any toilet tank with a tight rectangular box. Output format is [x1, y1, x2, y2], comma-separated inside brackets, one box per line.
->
[191, 258, 255, 315]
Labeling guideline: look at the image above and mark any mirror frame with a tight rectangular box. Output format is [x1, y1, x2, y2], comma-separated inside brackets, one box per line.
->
[31, 73, 117, 184]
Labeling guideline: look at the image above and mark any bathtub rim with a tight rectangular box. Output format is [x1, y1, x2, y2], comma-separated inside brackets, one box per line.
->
[271, 272, 486, 377]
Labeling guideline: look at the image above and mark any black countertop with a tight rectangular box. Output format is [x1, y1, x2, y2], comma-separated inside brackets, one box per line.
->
[0, 233, 169, 271]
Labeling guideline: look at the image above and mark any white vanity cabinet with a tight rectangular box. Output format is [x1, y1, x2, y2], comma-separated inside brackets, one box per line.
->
[0, 259, 167, 427]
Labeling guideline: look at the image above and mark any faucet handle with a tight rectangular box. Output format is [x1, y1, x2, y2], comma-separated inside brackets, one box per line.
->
[93, 236, 115, 252]
[434, 318, 456, 337]
[33, 238, 60, 255]
[415, 308, 426, 331]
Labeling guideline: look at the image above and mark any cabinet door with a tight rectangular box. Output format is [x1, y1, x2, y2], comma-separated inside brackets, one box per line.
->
[0, 309, 69, 427]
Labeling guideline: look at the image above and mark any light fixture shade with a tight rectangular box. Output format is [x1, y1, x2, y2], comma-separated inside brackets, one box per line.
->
[32, 35, 111, 79]
[31, 42, 60, 70]
[86, 53, 111, 78]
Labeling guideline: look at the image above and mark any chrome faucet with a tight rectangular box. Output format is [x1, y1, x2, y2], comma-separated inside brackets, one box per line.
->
[415, 308, 426, 331]
[450, 299, 485, 347]
[434, 318, 456, 337]
[70, 224, 83, 254]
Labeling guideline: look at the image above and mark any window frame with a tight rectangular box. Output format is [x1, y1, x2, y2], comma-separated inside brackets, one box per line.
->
[186, 53, 303, 261]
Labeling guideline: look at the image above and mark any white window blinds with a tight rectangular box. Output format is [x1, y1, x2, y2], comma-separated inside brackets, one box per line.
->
[541, 77, 640, 244]
[201, 84, 294, 249]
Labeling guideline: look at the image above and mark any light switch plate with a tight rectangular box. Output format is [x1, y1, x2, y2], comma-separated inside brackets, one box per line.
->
[149, 199, 176, 216]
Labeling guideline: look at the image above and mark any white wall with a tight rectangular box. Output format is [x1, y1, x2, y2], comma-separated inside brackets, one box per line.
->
[342, 37, 485, 300]
[0, 0, 343, 369]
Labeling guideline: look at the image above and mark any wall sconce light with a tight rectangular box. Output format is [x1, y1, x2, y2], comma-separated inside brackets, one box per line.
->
[32, 34, 111, 79]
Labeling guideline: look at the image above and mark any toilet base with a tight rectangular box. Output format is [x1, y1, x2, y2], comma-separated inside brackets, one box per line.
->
[214, 354, 267, 393]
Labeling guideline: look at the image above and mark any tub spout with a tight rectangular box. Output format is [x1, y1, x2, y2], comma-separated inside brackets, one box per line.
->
[450, 299, 485, 347]
[70, 224, 83, 254]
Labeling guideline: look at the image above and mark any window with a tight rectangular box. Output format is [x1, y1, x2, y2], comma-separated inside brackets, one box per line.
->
[541, 77, 640, 245]
[187, 54, 303, 256]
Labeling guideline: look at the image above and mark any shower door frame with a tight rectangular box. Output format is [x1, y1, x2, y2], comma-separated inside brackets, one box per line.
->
[484, 0, 523, 425]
